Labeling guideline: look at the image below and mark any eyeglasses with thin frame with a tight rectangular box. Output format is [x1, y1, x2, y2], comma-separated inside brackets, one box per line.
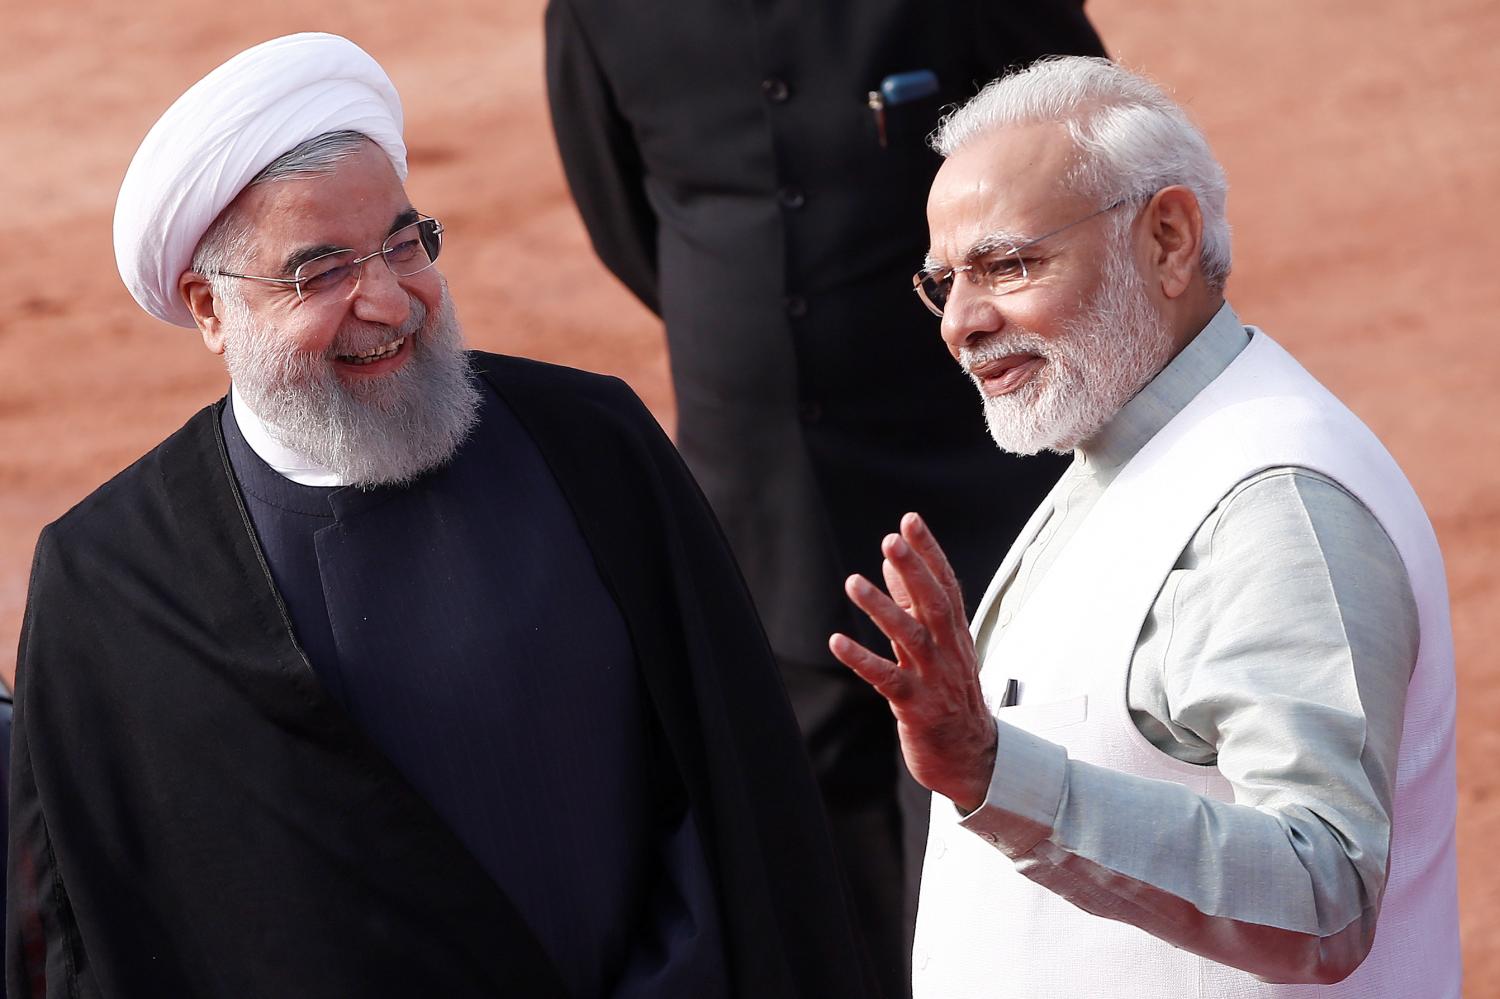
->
[213, 215, 444, 304]
[912, 199, 1129, 317]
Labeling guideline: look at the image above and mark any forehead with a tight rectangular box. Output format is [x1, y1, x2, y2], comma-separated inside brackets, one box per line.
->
[231, 142, 412, 267]
[926, 121, 1086, 262]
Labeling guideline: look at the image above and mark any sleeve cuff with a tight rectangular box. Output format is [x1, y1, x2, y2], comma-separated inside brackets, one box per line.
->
[954, 717, 1068, 857]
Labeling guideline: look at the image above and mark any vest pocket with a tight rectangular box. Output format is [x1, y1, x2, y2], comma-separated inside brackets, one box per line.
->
[996, 693, 1088, 733]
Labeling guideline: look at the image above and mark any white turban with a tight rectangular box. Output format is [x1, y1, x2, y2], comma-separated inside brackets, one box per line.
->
[113, 32, 407, 328]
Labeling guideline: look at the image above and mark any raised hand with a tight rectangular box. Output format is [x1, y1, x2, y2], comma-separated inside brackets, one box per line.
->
[829, 512, 996, 813]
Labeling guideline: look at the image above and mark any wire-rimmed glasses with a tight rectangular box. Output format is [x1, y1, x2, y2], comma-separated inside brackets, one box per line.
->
[912, 199, 1128, 317]
[214, 215, 444, 304]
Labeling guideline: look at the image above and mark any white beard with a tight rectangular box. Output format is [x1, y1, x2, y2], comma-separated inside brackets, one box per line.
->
[221, 285, 481, 488]
[960, 235, 1176, 456]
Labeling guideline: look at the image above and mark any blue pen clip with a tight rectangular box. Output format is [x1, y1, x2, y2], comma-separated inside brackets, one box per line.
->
[868, 69, 940, 148]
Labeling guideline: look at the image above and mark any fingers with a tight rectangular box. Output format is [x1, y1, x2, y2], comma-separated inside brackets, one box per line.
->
[844, 574, 932, 660]
[881, 530, 960, 637]
[829, 632, 908, 700]
[879, 556, 911, 661]
[900, 512, 965, 607]
[882, 543, 914, 611]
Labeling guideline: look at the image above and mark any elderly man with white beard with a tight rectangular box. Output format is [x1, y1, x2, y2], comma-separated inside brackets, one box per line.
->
[6, 33, 879, 999]
[831, 56, 1461, 997]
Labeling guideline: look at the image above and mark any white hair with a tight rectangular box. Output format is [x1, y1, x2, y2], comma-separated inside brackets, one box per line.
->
[932, 56, 1231, 293]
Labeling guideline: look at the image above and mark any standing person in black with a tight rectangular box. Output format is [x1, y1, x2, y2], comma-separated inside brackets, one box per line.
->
[545, 3, 1106, 992]
[9, 32, 879, 998]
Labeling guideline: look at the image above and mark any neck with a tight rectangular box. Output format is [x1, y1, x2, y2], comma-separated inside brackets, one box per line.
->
[1162, 289, 1226, 362]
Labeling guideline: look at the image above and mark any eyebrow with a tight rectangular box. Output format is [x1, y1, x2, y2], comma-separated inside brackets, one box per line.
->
[280, 243, 345, 277]
[277, 207, 422, 276]
[924, 228, 1029, 272]
[388, 206, 420, 235]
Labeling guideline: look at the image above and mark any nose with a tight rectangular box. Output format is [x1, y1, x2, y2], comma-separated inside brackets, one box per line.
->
[938, 275, 1002, 355]
[348, 256, 413, 327]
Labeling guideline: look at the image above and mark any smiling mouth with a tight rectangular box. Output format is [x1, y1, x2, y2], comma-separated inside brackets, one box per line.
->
[968, 353, 1045, 396]
[337, 337, 406, 366]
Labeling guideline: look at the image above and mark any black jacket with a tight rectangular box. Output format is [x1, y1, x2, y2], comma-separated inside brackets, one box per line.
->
[547, 0, 1103, 660]
[8, 354, 878, 998]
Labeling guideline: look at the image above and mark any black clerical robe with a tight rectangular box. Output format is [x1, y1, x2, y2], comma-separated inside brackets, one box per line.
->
[8, 352, 878, 998]
[219, 380, 726, 998]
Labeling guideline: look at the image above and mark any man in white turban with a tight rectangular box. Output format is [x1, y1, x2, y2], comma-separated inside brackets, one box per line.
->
[8, 33, 878, 998]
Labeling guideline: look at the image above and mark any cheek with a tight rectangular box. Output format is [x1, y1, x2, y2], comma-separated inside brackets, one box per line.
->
[407, 273, 444, 315]
[1016, 273, 1106, 339]
[259, 319, 336, 361]
[230, 292, 346, 358]
[999, 297, 1073, 343]
[281, 314, 344, 357]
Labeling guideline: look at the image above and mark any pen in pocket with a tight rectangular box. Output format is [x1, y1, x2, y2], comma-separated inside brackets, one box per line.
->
[867, 69, 940, 149]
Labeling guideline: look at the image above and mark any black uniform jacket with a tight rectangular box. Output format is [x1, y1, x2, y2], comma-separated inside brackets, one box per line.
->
[7, 353, 879, 998]
[547, 0, 1103, 660]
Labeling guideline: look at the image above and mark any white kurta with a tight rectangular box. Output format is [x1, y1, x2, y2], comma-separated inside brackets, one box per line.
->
[913, 329, 1460, 997]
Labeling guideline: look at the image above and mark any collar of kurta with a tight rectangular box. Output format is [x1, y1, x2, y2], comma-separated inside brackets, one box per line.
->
[1078, 302, 1251, 476]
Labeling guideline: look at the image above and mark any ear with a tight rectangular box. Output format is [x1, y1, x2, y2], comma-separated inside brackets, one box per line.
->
[179, 270, 228, 354]
[1142, 186, 1204, 300]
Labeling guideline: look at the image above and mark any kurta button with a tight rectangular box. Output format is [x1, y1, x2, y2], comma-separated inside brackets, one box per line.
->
[798, 401, 823, 425]
[915, 948, 930, 971]
[761, 77, 790, 103]
[778, 185, 805, 209]
[932, 834, 947, 859]
[784, 295, 808, 318]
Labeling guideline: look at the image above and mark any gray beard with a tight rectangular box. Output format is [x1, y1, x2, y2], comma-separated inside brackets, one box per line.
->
[222, 286, 481, 488]
[960, 235, 1176, 456]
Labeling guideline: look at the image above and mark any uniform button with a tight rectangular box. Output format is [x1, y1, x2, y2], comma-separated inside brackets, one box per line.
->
[797, 401, 823, 425]
[761, 77, 791, 103]
[980, 831, 999, 845]
[915, 948, 930, 971]
[784, 295, 808, 318]
[931, 834, 947, 859]
[998, 609, 1013, 627]
[778, 185, 806, 209]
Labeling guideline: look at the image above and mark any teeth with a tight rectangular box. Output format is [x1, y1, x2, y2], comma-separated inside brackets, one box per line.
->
[341, 337, 404, 365]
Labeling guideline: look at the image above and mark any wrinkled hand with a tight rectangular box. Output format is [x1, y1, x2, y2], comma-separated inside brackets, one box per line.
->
[829, 512, 996, 813]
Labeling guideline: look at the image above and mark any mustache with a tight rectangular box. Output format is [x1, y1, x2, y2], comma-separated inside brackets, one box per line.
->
[958, 329, 1051, 370]
[327, 297, 429, 359]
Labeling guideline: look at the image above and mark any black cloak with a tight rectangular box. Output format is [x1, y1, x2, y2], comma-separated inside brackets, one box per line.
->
[8, 353, 880, 998]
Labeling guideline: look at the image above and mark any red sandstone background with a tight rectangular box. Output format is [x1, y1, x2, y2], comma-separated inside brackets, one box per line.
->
[3, 0, 1496, 986]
